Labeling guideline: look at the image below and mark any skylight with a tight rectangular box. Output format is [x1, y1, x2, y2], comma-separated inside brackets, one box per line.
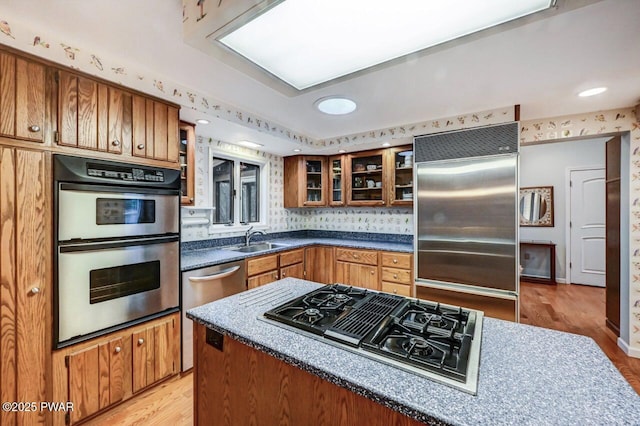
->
[219, 0, 554, 90]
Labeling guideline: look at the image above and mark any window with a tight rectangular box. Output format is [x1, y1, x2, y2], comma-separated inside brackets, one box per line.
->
[209, 150, 269, 232]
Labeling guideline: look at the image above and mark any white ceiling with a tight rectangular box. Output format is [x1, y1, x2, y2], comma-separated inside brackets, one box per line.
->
[4, 0, 640, 156]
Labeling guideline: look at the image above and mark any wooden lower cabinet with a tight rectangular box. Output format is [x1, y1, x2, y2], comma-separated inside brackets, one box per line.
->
[335, 261, 379, 290]
[380, 252, 413, 296]
[304, 246, 335, 284]
[194, 323, 423, 426]
[335, 247, 379, 290]
[247, 250, 305, 289]
[52, 312, 180, 425]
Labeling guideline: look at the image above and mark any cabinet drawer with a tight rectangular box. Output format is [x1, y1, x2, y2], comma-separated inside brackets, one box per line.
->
[335, 248, 378, 265]
[381, 267, 412, 285]
[247, 254, 279, 276]
[381, 282, 412, 297]
[280, 248, 304, 267]
[381, 252, 412, 269]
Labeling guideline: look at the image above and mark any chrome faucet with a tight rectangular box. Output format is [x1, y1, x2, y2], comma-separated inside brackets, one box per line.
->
[245, 226, 266, 246]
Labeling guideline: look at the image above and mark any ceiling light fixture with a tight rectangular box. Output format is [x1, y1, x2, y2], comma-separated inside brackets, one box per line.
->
[293, 148, 301, 152]
[578, 87, 608, 97]
[195, 119, 210, 124]
[238, 140, 263, 148]
[316, 97, 357, 115]
[338, 149, 346, 153]
[219, 0, 554, 90]
[382, 142, 391, 147]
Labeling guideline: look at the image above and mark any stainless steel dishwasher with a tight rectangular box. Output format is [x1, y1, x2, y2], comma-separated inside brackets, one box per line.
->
[181, 260, 246, 371]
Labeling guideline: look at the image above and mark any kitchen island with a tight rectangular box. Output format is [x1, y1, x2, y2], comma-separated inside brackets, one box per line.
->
[187, 278, 640, 425]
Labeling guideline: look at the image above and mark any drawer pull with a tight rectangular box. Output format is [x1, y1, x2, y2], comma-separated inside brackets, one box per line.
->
[29, 125, 41, 132]
[138, 338, 144, 345]
[393, 259, 398, 264]
[137, 143, 145, 150]
[393, 274, 398, 279]
[393, 289, 398, 294]
[353, 254, 359, 259]
[30, 287, 40, 295]
[111, 139, 120, 147]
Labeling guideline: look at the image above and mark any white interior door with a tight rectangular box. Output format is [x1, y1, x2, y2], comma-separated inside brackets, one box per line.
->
[569, 168, 605, 286]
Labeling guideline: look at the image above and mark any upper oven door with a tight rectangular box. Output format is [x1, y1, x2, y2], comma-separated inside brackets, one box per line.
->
[58, 183, 179, 241]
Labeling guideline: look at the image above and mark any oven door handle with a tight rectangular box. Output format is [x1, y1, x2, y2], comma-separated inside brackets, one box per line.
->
[59, 235, 179, 252]
[59, 182, 179, 196]
[189, 266, 242, 282]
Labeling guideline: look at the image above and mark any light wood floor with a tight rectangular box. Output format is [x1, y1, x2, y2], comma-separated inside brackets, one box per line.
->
[88, 282, 640, 425]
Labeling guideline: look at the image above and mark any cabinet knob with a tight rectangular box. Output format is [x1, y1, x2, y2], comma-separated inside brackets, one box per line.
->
[393, 289, 398, 294]
[112, 140, 121, 147]
[353, 254, 359, 259]
[137, 144, 145, 150]
[138, 338, 144, 345]
[393, 259, 398, 264]
[114, 346, 121, 353]
[28, 125, 41, 132]
[274, 274, 279, 279]
[282, 272, 286, 277]
[30, 287, 40, 294]
[393, 274, 398, 279]
[370, 270, 375, 275]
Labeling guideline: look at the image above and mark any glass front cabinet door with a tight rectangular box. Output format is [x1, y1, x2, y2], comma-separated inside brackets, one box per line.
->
[388, 145, 413, 206]
[329, 155, 344, 206]
[347, 149, 385, 206]
[283, 155, 327, 207]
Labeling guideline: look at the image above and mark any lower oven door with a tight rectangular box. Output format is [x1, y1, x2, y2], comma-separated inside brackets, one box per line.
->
[56, 236, 179, 347]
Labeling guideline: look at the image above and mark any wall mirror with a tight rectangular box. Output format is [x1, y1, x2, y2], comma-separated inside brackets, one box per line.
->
[519, 186, 554, 227]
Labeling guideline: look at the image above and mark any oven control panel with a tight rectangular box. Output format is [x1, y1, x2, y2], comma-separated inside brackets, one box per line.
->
[87, 163, 165, 182]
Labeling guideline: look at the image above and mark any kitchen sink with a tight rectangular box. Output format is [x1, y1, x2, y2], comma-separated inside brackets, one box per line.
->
[227, 242, 290, 253]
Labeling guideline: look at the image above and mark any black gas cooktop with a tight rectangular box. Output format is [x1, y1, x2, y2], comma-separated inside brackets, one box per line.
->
[263, 284, 483, 394]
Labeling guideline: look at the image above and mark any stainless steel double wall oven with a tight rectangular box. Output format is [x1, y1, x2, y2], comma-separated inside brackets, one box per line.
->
[54, 154, 181, 348]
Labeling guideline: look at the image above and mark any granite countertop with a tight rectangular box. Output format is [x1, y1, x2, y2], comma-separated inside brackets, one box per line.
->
[181, 237, 413, 271]
[187, 278, 640, 426]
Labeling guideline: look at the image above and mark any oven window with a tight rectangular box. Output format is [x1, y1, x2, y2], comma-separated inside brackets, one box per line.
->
[96, 198, 156, 225]
[89, 260, 160, 304]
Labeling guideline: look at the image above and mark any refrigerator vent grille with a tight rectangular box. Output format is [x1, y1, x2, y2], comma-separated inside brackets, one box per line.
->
[414, 122, 518, 162]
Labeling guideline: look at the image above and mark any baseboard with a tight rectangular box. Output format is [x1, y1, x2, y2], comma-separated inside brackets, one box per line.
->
[617, 338, 640, 358]
[555, 278, 567, 284]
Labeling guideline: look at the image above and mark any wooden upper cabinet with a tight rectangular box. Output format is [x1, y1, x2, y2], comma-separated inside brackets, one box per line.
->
[0, 52, 46, 143]
[179, 121, 196, 205]
[284, 155, 327, 207]
[328, 155, 345, 206]
[57, 70, 132, 155]
[387, 145, 413, 206]
[346, 149, 387, 207]
[132, 96, 179, 163]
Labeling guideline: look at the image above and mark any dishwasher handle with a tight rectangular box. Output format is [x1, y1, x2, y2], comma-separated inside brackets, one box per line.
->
[188, 265, 242, 282]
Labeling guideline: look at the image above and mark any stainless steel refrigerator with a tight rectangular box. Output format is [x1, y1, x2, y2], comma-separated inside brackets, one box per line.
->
[414, 122, 519, 320]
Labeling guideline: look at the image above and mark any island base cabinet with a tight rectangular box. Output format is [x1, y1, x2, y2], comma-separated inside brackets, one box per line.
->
[193, 323, 424, 426]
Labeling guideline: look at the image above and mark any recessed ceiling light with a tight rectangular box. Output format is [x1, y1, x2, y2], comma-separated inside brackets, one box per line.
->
[293, 148, 301, 152]
[238, 140, 263, 148]
[219, 0, 554, 90]
[338, 149, 346, 153]
[316, 97, 357, 115]
[195, 119, 210, 124]
[578, 87, 607, 97]
[382, 142, 391, 147]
